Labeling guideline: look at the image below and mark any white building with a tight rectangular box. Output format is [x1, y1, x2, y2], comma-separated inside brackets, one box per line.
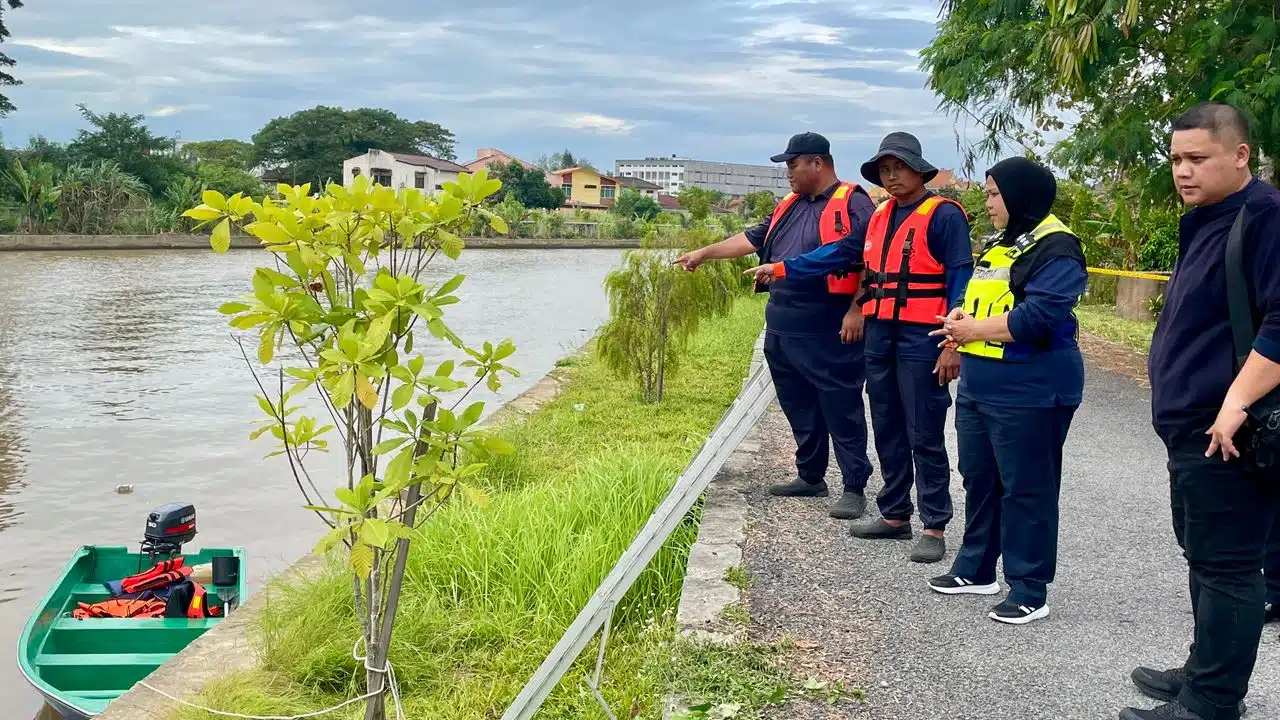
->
[614, 155, 790, 198]
[342, 149, 470, 192]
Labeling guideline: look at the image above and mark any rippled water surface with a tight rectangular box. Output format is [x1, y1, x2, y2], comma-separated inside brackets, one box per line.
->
[0, 247, 625, 716]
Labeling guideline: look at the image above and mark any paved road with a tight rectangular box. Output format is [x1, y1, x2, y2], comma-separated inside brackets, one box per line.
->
[743, 365, 1280, 719]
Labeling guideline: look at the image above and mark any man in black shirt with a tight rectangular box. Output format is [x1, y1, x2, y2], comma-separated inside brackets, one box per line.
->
[1125, 103, 1280, 720]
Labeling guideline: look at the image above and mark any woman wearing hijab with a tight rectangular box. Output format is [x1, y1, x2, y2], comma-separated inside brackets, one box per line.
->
[925, 156, 1088, 625]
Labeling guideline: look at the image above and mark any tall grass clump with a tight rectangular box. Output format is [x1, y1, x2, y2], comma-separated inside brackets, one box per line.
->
[177, 293, 767, 720]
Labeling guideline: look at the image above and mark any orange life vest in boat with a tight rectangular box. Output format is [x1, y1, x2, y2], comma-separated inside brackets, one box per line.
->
[120, 558, 192, 594]
[72, 598, 167, 619]
[861, 195, 966, 324]
[764, 181, 864, 295]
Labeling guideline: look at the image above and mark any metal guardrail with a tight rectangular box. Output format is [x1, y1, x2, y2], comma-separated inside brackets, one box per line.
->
[500, 358, 777, 720]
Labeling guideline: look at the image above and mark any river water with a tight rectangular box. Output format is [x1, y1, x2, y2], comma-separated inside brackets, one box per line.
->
[0, 247, 626, 717]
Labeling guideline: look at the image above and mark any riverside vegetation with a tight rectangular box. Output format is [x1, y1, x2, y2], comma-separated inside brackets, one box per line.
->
[173, 173, 837, 718]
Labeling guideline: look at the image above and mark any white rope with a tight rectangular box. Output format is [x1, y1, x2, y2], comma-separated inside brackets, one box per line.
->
[137, 637, 404, 720]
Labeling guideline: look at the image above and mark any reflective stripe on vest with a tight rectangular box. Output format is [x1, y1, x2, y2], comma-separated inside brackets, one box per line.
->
[861, 195, 964, 324]
[957, 214, 1079, 361]
[764, 181, 862, 295]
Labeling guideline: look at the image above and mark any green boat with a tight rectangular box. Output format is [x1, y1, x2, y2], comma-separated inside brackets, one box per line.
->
[18, 513, 246, 719]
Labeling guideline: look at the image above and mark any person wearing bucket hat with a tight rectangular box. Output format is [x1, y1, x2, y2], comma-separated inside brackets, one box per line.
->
[746, 131, 974, 564]
[676, 132, 877, 517]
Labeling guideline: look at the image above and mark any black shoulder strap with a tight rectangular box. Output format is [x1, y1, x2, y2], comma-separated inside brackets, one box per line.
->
[1226, 205, 1257, 372]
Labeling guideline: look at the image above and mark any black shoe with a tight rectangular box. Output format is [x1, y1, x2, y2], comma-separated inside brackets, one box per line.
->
[1119, 701, 1206, 720]
[1131, 666, 1185, 703]
[1266, 601, 1280, 624]
[828, 491, 866, 519]
[849, 517, 911, 540]
[910, 535, 946, 563]
[768, 478, 828, 497]
[927, 573, 1000, 596]
[988, 599, 1049, 625]
[1130, 666, 1247, 716]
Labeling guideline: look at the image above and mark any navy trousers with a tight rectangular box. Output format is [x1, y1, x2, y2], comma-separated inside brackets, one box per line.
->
[763, 330, 872, 492]
[864, 324, 953, 530]
[950, 397, 1076, 606]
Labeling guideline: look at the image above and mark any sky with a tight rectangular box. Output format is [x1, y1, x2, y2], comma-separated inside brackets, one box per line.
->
[0, 0, 996, 180]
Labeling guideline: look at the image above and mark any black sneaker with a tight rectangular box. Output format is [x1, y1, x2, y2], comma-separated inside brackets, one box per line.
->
[1130, 667, 1247, 715]
[828, 491, 866, 519]
[988, 599, 1049, 625]
[927, 574, 1000, 596]
[849, 517, 911, 540]
[768, 478, 828, 497]
[1119, 701, 1205, 720]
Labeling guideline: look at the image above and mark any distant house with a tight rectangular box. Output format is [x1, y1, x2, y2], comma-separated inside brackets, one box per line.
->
[614, 175, 663, 199]
[342, 149, 470, 192]
[465, 148, 560, 187]
[656, 194, 681, 211]
[555, 167, 620, 209]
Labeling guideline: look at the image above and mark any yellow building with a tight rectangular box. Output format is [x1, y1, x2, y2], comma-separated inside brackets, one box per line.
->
[554, 167, 620, 209]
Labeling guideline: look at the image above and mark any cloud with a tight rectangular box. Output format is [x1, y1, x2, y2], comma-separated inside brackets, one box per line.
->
[558, 113, 635, 136]
[1, 0, 984, 177]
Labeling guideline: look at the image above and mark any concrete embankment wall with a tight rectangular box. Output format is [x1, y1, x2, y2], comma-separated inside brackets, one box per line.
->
[0, 234, 641, 251]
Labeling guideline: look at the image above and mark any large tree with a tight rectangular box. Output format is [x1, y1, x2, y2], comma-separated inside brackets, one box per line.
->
[67, 104, 191, 196]
[252, 106, 455, 190]
[488, 159, 563, 209]
[0, 1, 22, 117]
[535, 149, 594, 172]
[919, 0, 1280, 183]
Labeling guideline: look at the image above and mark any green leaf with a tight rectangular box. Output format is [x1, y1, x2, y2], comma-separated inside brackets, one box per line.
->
[219, 301, 251, 315]
[392, 382, 415, 410]
[258, 325, 276, 364]
[331, 371, 355, 409]
[440, 232, 463, 260]
[202, 189, 227, 211]
[361, 518, 392, 548]
[313, 525, 349, 556]
[350, 541, 374, 580]
[303, 504, 359, 516]
[436, 274, 465, 297]
[211, 218, 232, 253]
[384, 445, 414, 489]
[246, 221, 293, 246]
[488, 214, 509, 236]
[183, 206, 222, 222]
[457, 481, 490, 509]
[371, 437, 409, 455]
[485, 436, 516, 455]
[459, 401, 484, 428]
[366, 312, 395, 350]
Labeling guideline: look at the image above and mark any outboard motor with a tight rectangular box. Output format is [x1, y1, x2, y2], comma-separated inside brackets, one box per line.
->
[139, 503, 197, 567]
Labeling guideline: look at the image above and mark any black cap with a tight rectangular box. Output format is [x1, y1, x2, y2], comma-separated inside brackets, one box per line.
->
[770, 132, 831, 163]
[860, 132, 939, 187]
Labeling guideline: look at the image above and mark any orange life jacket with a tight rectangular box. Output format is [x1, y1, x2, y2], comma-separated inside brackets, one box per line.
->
[861, 195, 965, 324]
[186, 581, 223, 619]
[121, 558, 192, 594]
[72, 598, 167, 619]
[764, 181, 863, 295]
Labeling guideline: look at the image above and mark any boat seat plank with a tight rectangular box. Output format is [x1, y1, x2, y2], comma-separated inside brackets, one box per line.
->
[69, 583, 109, 596]
[35, 652, 173, 667]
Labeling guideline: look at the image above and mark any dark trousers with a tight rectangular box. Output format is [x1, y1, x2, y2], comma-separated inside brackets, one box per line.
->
[865, 344, 953, 530]
[763, 330, 871, 492]
[1267, 523, 1280, 605]
[1167, 439, 1280, 720]
[949, 398, 1076, 606]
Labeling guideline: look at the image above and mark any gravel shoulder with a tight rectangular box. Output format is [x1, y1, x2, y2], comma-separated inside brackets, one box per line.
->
[741, 337, 1280, 719]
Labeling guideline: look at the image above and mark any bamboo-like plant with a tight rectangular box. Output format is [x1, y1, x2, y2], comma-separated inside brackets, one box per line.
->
[597, 230, 747, 403]
[1, 158, 60, 233]
[183, 171, 519, 720]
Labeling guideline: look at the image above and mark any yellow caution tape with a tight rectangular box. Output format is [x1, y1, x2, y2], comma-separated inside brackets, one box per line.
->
[1086, 267, 1171, 282]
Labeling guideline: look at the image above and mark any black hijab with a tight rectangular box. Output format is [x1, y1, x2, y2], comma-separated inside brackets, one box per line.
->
[986, 157, 1057, 243]
[984, 157, 1085, 297]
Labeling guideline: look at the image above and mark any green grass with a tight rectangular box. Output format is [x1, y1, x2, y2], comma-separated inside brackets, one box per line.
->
[176, 294, 768, 720]
[1076, 305, 1157, 354]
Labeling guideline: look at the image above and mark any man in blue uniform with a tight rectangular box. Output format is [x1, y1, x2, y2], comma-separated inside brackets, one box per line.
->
[675, 132, 875, 519]
[745, 133, 973, 563]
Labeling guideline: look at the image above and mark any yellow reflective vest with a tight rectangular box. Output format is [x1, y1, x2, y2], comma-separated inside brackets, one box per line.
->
[956, 214, 1080, 361]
